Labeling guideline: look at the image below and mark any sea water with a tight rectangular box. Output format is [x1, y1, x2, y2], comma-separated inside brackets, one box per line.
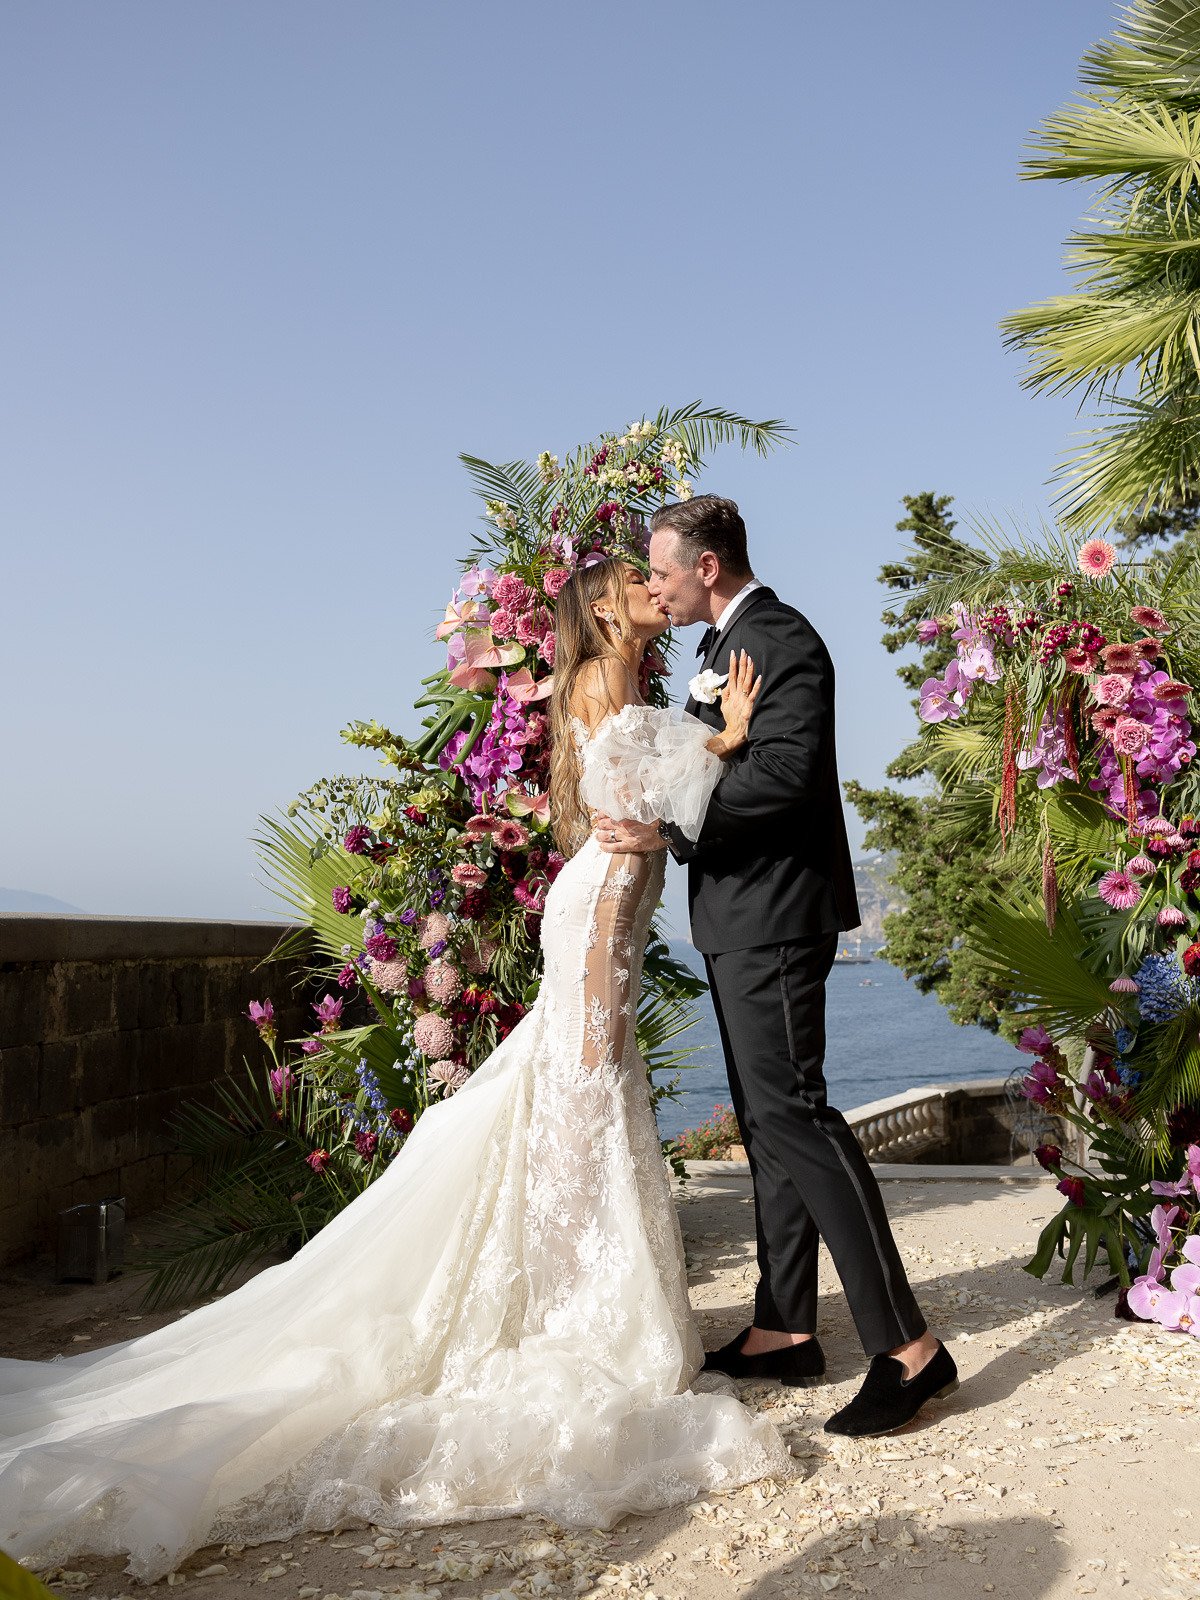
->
[653, 941, 1020, 1141]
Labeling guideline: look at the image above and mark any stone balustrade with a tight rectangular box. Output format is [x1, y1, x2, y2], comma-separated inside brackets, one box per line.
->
[845, 1077, 1065, 1165]
[0, 915, 311, 1264]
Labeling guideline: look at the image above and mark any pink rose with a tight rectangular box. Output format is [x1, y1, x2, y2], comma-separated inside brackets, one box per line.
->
[1112, 716, 1151, 756]
[543, 567, 570, 599]
[491, 607, 516, 640]
[539, 631, 556, 667]
[1094, 674, 1133, 708]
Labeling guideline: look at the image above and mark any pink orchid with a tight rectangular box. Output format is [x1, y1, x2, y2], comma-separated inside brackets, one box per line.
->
[957, 640, 1001, 684]
[1170, 1236, 1200, 1297]
[504, 667, 554, 704]
[918, 674, 965, 724]
[1127, 1275, 1177, 1321]
[1150, 1144, 1200, 1199]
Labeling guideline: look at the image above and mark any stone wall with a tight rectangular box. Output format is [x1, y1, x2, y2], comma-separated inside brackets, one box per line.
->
[846, 1077, 1069, 1165]
[0, 916, 311, 1264]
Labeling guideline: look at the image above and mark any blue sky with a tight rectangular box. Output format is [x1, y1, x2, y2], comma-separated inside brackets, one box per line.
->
[1, 1, 1114, 930]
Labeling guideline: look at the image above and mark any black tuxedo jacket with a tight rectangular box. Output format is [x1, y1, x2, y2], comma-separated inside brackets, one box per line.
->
[662, 585, 861, 953]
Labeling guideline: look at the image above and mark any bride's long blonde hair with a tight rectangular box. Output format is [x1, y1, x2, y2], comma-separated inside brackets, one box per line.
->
[549, 559, 637, 859]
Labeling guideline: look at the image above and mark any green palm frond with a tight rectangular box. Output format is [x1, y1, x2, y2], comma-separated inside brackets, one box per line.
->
[652, 402, 793, 462]
[1003, 287, 1200, 396]
[1084, 1, 1200, 107]
[1022, 97, 1200, 205]
[967, 888, 1120, 1034]
[1055, 387, 1200, 528]
[458, 453, 549, 520]
[255, 813, 359, 970]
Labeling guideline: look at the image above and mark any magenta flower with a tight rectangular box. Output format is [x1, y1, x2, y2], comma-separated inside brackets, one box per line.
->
[957, 640, 1000, 684]
[1158, 906, 1188, 928]
[1083, 1070, 1110, 1101]
[494, 819, 530, 851]
[1034, 1143, 1062, 1170]
[1109, 976, 1140, 994]
[332, 886, 353, 915]
[1127, 855, 1155, 877]
[1151, 1144, 1200, 1199]
[268, 1065, 294, 1099]
[365, 931, 399, 962]
[1057, 1176, 1086, 1207]
[305, 1148, 331, 1174]
[1171, 1236, 1200, 1297]
[1020, 1059, 1062, 1105]
[246, 999, 275, 1032]
[1017, 1024, 1056, 1056]
[916, 619, 942, 644]
[353, 1129, 379, 1161]
[300, 1039, 324, 1056]
[314, 994, 344, 1032]
[336, 962, 359, 990]
[543, 567, 570, 599]
[1097, 869, 1141, 911]
[343, 825, 371, 855]
[539, 631, 556, 667]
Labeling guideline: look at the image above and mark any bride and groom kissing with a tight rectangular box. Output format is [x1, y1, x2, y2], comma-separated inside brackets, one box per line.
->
[0, 496, 957, 1579]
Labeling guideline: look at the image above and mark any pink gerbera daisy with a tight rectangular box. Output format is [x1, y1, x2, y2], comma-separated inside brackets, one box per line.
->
[1097, 870, 1141, 910]
[1130, 605, 1169, 633]
[1100, 642, 1139, 674]
[1154, 680, 1193, 702]
[1127, 855, 1156, 876]
[1109, 976, 1140, 994]
[1077, 538, 1116, 579]
[493, 819, 530, 851]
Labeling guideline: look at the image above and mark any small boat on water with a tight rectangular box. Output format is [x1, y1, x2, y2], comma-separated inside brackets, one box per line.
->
[834, 934, 872, 965]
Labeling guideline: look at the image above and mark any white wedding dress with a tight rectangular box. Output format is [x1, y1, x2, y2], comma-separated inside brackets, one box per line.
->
[0, 705, 789, 1580]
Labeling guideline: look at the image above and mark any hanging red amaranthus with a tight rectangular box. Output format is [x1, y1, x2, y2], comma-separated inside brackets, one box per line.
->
[999, 685, 1019, 843]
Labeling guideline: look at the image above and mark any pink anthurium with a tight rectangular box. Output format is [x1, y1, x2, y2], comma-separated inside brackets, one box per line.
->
[505, 667, 554, 704]
[506, 788, 551, 826]
[446, 631, 497, 692]
[462, 628, 525, 671]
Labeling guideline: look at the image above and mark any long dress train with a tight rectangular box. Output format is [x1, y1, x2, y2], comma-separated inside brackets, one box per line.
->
[0, 705, 789, 1579]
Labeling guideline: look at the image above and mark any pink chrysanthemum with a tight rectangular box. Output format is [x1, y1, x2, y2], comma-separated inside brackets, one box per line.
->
[413, 1011, 455, 1059]
[1092, 707, 1121, 735]
[1077, 538, 1117, 579]
[461, 935, 498, 975]
[1097, 870, 1142, 910]
[1064, 647, 1099, 674]
[1130, 605, 1169, 633]
[370, 958, 408, 994]
[424, 959, 462, 1005]
[1128, 855, 1156, 877]
[1135, 636, 1163, 661]
[494, 819, 530, 851]
[1144, 817, 1175, 836]
[1158, 906, 1188, 928]
[428, 1058, 470, 1094]
[1109, 976, 1140, 994]
[417, 911, 452, 950]
[465, 813, 501, 838]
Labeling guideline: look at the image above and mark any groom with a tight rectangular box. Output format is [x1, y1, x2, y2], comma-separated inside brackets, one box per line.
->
[594, 495, 957, 1436]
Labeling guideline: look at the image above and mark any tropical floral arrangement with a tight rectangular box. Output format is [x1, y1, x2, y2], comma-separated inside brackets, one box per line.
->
[141, 405, 789, 1307]
[906, 526, 1200, 1316]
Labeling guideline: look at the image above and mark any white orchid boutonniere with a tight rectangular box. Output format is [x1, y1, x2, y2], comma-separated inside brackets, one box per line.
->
[688, 668, 728, 705]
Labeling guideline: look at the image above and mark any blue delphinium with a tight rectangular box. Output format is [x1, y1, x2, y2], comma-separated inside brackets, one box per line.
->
[1134, 953, 1195, 1023]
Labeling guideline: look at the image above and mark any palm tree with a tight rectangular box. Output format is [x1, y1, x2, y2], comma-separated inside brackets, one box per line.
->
[1003, 1, 1200, 530]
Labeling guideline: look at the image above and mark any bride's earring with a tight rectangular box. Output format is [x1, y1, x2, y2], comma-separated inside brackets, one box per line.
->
[599, 610, 623, 640]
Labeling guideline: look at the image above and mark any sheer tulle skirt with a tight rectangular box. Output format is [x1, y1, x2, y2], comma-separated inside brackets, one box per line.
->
[0, 837, 787, 1580]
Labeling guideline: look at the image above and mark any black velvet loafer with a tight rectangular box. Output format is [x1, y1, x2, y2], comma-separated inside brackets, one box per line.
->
[823, 1341, 958, 1436]
[702, 1327, 826, 1386]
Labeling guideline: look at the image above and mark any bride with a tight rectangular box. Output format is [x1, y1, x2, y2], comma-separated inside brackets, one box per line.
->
[0, 557, 787, 1580]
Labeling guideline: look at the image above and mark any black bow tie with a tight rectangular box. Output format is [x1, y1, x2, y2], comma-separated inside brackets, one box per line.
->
[695, 625, 717, 659]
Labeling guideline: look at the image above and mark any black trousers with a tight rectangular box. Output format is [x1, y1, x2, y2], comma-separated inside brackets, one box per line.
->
[704, 936, 927, 1357]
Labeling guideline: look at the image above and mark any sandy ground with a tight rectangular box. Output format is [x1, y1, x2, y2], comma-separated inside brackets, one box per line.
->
[4, 1163, 1199, 1600]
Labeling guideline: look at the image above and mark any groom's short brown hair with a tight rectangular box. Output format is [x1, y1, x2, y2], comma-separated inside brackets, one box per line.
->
[651, 495, 751, 578]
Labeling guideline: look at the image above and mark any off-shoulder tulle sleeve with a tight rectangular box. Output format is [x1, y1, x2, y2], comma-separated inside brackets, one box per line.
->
[578, 704, 724, 842]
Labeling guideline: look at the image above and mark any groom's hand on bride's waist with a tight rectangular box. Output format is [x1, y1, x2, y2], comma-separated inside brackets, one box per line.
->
[593, 812, 666, 854]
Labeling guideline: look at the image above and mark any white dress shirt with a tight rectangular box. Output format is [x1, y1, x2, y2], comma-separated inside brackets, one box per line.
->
[712, 577, 764, 638]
